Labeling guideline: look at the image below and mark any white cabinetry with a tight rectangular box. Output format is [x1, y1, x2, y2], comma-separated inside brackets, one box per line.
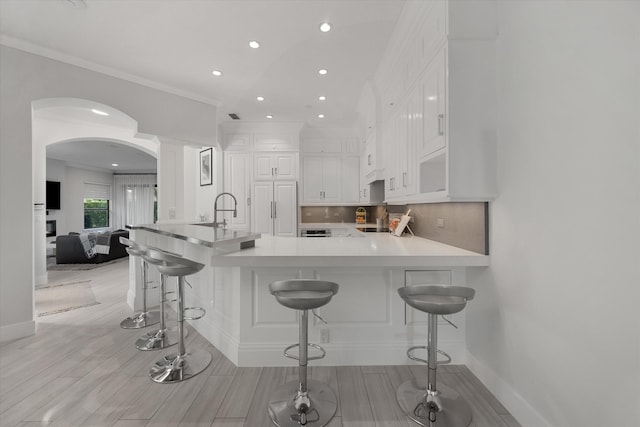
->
[223, 152, 251, 230]
[342, 156, 360, 204]
[376, 0, 497, 203]
[251, 181, 297, 237]
[302, 156, 341, 203]
[254, 152, 297, 180]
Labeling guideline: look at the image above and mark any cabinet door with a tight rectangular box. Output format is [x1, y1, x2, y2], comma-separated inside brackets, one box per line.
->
[224, 152, 251, 230]
[321, 157, 342, 202]
[420, 48, 446, 159]
[302, 156, 324, 203]
[273, 153, 296, 180]
[342, 156, 360, 203]
[383, 111, 399, 196]
[395, 101, 409, 197]
[254, 153, 275, 180]
[251, 181, 274, 235]
[273, 181, 298, 237]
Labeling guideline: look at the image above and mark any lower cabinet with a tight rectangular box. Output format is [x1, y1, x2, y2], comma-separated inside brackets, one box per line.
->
[251, 180, 298, 236]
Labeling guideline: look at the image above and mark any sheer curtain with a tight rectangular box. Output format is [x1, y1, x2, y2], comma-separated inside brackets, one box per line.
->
[113, 174, 156, 229]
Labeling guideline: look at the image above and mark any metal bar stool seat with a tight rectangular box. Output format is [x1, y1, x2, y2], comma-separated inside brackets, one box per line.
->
[133, 245, 184, 351]
[397, 285, 475, 427]
[147, 249, 211, 383]
[119, 237, 160, 329]
[268, 279, 339, 427]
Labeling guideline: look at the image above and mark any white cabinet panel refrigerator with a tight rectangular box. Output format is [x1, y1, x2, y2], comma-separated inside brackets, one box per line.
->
[251, 181, 298, 237]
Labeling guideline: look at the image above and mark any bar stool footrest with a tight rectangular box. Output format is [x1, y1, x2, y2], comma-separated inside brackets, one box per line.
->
[183, 306, 206, 321]
[407, 345, 452, 365]
[284, 342, 326, 361]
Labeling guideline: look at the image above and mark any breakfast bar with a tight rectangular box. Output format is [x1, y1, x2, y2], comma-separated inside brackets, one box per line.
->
[128, 223, 489, 367]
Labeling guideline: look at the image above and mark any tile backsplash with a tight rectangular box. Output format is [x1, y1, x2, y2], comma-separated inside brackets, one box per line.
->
[301, 202, 488, 255]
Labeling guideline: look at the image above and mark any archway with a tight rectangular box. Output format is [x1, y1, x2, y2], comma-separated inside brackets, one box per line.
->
[32, 98, 159, 289]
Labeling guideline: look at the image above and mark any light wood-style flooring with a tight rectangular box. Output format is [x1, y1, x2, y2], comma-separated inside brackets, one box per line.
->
[0, 258, 521, 427]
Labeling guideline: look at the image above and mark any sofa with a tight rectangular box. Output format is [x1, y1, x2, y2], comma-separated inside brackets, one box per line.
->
[55, 230, 129, 264]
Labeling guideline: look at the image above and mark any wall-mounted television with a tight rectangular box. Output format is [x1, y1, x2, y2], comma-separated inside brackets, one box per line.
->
[46, 180, 61, 210]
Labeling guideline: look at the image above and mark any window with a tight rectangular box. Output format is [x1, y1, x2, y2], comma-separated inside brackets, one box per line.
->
[84, 182, 111, 229]
[84, 198, 109, 229]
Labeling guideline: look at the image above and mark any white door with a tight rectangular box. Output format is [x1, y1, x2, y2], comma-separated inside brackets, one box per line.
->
[224, 152, 251, 229]
[420, 47, 446, 159]
[251, 181, 274, 235]
[302, 156, 324, 203]
[342, 156, 360, 203]
[273, 153, 297, 180]
[273, 181, 297, 237]
[254, 153, 275, 180]
[321, 156, 341, 202]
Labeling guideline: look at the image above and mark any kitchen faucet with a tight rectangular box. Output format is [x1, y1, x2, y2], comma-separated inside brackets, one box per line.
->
[213, 192, 238, 229]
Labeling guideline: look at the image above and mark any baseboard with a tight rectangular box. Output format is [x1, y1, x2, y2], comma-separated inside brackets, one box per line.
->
[0, 319, 36, 343]
[465, 350, 552, 427]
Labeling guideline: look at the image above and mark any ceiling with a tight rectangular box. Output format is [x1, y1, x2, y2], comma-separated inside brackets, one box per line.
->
[46, 140, 157, 173]
[2, 0, 405, 172]
[0, 0, 405, 127]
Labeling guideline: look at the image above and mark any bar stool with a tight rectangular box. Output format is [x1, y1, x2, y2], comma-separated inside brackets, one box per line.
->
[147, 249, 211, 383]
[134, 245, 182, 351]
[397, 285, 475, 427]
[267, 279, 339, 427]
[119, 237, 160, 329]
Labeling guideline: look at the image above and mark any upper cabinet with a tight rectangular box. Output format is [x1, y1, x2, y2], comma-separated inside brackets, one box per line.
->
[374, 0, 497, 203]
[254, 152, 297, 181]
[300, 133, 362, 205]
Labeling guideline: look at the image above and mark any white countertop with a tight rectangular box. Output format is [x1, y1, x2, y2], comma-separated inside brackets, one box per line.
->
[127, 223, 261, 248]
[210, 232, 488, 268]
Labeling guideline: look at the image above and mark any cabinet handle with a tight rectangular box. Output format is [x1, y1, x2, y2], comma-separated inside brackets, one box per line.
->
[438, 114, 444, 136]
[367, 154, 372, 166]
[271, 167, 275, 176]
[274, 167, 278, 176]
[247, 197, 251, 206]
[403, 172, 407, 187]
[270, 201, 273, 218]
[273, 201, 277, 219]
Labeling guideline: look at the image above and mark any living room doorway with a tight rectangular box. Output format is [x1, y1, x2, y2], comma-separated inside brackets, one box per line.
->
[32, 97, 159, 290]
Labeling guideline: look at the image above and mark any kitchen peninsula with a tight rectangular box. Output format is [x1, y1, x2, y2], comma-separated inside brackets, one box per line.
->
[128, 223, 488, 367]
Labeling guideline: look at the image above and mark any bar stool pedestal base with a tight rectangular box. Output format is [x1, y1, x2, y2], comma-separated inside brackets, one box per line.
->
[135, 328, 180, 351]
[268, 379, 337, 427]
[397, 379, 471, 427]
[149, 349, 211, 384]
[120, 310, 160, 329]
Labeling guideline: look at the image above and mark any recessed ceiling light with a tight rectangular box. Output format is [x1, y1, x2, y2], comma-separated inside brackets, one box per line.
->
[318, 96, 326, 101]
[257, 96, 265, 101]
[320, 22, 331, 33]
[91, 109, 109, 116]
[266, 115, 273, 119]
[318, 69, 328, 75]
[318, 114, 325, 119]
[249, 40, 260, 49]
[212, 70, 223, 77]
[111, 163, 119, 167]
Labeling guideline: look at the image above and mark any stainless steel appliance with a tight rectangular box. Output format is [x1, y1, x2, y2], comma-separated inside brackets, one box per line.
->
[300, 229, 331, 238]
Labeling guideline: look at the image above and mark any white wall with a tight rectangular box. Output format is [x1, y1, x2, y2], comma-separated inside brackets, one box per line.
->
[466, 2, 640, 426]
[0, 45, 217, 342]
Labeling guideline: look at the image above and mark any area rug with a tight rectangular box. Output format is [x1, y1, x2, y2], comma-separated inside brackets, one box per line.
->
[35, 280, 99, 316]
[47, 256, 126, 271]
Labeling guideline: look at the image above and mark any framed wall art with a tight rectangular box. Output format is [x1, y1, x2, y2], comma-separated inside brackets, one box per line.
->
[200, 148, 213, 186]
